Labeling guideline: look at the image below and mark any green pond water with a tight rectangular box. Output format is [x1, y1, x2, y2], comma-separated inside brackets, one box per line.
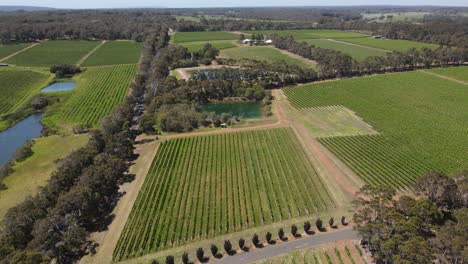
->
[201, 102, 262, 118]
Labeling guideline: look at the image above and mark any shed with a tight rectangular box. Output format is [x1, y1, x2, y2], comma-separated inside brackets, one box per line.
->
[242, 39, 252, 44]
[265, 39, 273, 44]
[220, 123, 227, 128]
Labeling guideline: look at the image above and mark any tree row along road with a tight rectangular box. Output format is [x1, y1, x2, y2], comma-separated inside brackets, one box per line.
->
[214, 228, 360, 264]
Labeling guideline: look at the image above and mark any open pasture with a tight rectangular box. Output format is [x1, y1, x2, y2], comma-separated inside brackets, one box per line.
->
[426, 66, 468, 82]
[220, 46, 316, 68]
[172, 31, 240, 43]
[256, 240, 364, 264]
[113, 127, 334, 260]
[284, 70, 468, 188]
[81, 41, 143, 66]
[339, 37, 439, 52]
[179, 40, 237, 52]
[242, 29, 368, 39]
[303, 39, 388, 61]
[5, 40, 99, 66]
[47, 64, 137, 127]
[0, 135, 88, 220]
[0, 68, 51, 117]
[0, 43, 32, 60]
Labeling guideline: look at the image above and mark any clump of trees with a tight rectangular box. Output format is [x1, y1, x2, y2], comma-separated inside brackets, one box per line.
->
[50, 64, 81, 78]
[353, 171, 467, 264]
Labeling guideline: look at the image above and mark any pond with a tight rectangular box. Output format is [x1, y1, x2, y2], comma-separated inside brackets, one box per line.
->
[41, 82, 76, 92]
[201, 102, 262, 118]
[0, 113, 43, 166]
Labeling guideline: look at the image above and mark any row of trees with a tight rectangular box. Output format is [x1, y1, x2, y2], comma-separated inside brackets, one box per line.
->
[271, 34, 467, 79]
[0, 27, 168, 264]
[154, 216, 349, 264]
[354, 171, 467, 263]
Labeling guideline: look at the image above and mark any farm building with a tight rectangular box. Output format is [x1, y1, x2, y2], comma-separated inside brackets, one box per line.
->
[241, 38, 252, 44]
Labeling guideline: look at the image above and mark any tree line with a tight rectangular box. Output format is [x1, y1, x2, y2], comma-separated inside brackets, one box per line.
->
[0, 10, 175, 43]
[271, 34, 467, 79]
[0, 26, 168, 264]
[354, 171, 467, 263]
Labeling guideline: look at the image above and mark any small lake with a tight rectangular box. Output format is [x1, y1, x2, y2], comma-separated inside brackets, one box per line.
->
[0, 113, 43, 166]
[201, 102, 262, 118]
[41, 82, 76, 92]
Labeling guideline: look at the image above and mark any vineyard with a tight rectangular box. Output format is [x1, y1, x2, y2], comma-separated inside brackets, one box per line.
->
[220, 46, 316, 68]
[48, 64, 137, 126]
[5, 40, 100, 66]
[303, 39, 388, 61]
[0, 43, 32, 60]
[256, 240, 365, 264]
[0, 68, 51, 117]
[81, 41, 143, 66]
[426, 66, 468, 82]
[338, 37, 438, 52]
[113, 127, 334, 260]
[242, 29, 368, 39]
[172, 31, 240, 43]
[284, 70, 468, 188]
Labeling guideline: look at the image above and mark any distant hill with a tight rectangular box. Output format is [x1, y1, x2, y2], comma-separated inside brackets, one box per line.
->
[0, 6, 55, 12]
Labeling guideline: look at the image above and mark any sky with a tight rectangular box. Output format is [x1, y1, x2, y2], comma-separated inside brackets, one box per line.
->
[1, 0, 467, 9]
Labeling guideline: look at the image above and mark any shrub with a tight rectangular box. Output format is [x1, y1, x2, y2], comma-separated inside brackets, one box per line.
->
[50, 64, 81, 78]
[252, 234, 260, 247]
[291, 225, 298, 237]
[266, 232, 272, 243]
[224, 240, 233, 254]
[196, 248, 205, 262]
[341, 216, 348, 226]
[210, 244, 218, 257]
[239, 238, 246, 251]
[316, 218, 323, 230]
[165, 256, 174, 264]
[304, 221, 312, 233]
[13, 140, 34, 163]
[329, 217, 335, 228]
[278, 228, 285, 240]
[182, 252, 189, 264]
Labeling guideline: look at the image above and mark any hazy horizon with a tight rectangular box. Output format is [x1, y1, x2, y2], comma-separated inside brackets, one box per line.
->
[1, 1, 467, 9]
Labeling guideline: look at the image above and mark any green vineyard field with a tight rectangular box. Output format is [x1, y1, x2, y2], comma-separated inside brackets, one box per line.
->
[303, 39, 388, 61]
[173, 31, 240, 43]
[242, 29, 368, 39]
[113, 127, 334, 260]
[284, 70, 468, 188]
[0, 43, 32, 60]
[5, 40, 100, 66]
[338, 37, 439, 52]
[81, 41, 143, 66]
[50, 64, 137, 126]
[426, 66, 468, 82]
[0, 68, 51, 117]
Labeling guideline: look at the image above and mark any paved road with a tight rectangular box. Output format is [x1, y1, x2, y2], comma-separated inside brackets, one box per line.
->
[213, 229, 360, 264]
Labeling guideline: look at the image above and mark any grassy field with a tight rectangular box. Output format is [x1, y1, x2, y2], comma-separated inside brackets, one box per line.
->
[172, 31, 240, 43]
[220, 46, 316, 68]
[256, 240, 364, 264]
[44, 64, 137, 127]
[0, 67, 52, 117]
[340, 37, 439, 52]
[303, 39, 388, 61]
[284, 70, 468, 188]
[81, 41, 143, 66]
[5, 40, 100, 66]
[0, 135, 88, 220]
[426, 66, 468, 82]
[179, 40, 237, 52]
[0, 43, 32, 60]
[113, 127, 334, 260]
[242, 30, 368, 40]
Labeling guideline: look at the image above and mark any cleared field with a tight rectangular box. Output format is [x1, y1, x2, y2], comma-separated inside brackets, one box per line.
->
[5, 40, 100, 66]
[301, 106, 378, 137]
[172, 31, 240, 43]
[426, 66, 468, 82]
[0, 135, 88, 220]
[113, 127, 334, 260]
[0, 43, 32, 60]
[220, 46, 315, 68]
[303, 39, 388, 61]
[47, 64, 137, 127]
[340, 37, 439, 52]
[179, 40, 237, 52]
[284, 70, 468, 188]
[0, 68, 51, 117]
[242, 30, 368, 39]
[81, 41, 143, 66]
[256, 240, 364, 264]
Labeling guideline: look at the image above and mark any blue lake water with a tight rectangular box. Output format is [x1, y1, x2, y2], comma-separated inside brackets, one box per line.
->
[0, 113, 43, 166]
[41, 82, 76, 92]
